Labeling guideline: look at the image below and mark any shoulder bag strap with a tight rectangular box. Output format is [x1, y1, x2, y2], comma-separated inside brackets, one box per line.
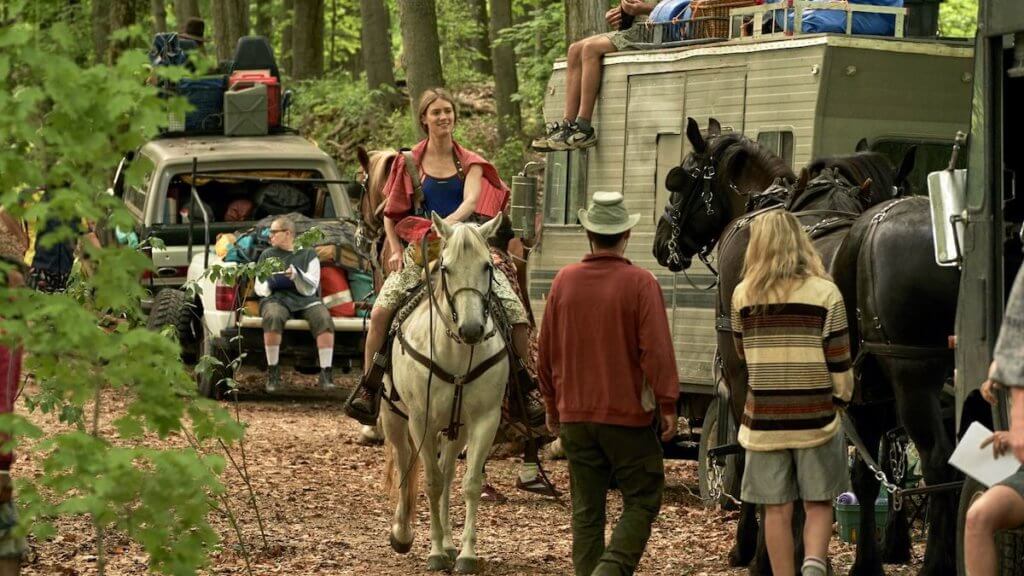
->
[400, 149, 424, 212]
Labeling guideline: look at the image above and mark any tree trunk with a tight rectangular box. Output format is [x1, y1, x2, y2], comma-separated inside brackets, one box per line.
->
[360, 0, 397, 99]
[254, 0, 272, 39]
[282, 0, 294, 74]
[564, 0, 607, 44]
[466, 0, 492, 76]
[91, 0, 111, 62]
[396, 0, 445, 133]
[173, 0, 200, 26]
[292, 0, 325, 79]
[109, 0, 138, 63]
[490, 0, 521, 144]
[212, 0, 249, 62]
[151, 0, 167, 32]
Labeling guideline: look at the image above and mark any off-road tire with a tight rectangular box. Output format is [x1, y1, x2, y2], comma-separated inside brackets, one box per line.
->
[698, 395, 740, 509]
[147, 289, 198, 363]
[957, 476, 1024, 575]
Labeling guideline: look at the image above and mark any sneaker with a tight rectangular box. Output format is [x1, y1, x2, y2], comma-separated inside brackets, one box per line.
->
[343, 374, 382, 426]
[318, 367, 335, 391]
[516, 474, 561, 498]
[530, 121, 565, 152]
[265, 365, 281, 393]
[564, 123, 597, 150]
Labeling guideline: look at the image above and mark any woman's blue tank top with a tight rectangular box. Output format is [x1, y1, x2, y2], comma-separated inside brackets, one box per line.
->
[421, 172, 464, 219]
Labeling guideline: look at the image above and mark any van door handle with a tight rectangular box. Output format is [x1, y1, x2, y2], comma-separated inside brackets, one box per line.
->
[157, 267, 180, 277]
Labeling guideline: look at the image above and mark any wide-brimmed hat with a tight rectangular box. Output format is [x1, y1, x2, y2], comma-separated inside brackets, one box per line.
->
[578, 192, 640, 235]
[180, 17, 206, 42]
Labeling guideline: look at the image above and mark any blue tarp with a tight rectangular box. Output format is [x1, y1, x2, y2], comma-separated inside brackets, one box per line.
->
[765, 0, 903, 36]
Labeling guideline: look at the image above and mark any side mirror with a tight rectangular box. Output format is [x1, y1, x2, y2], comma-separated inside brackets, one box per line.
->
[511, 162, 543, 241]
[927, 133, 969, 267]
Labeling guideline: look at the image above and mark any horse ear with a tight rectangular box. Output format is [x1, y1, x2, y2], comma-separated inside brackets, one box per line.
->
[708, 118, 722, 137]
[476, 213, 503, 240]
[797, 168, 809, 193]
[855, 138, 869, 152]
[431, 211, 453, 239]
[895, 146, 917, 191]
[357, 146, 370, 173]
[686, 117, 706, 154]
[859, 177, 874, 200]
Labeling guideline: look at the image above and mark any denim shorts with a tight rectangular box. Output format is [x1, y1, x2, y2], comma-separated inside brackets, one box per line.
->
[741, 430, 850, 504]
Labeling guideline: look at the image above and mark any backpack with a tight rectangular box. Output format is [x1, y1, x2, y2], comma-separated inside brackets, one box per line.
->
[148, 33, 188, 67]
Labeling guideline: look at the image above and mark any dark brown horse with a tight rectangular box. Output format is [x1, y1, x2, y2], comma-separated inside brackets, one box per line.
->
[655, 118, 956, 576]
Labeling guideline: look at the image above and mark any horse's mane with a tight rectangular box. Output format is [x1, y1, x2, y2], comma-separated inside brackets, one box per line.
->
[710, 132, 796, 185]
[808, 152, 898, 203]
[444, 223, 491, 263]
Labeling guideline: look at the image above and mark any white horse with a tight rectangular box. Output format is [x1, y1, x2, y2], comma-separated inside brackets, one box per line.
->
[380, 213, 509, 574]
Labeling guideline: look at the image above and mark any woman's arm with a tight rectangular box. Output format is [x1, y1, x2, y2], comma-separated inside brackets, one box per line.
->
[445, 165, 483, 224]
[383, 215, 404, 272]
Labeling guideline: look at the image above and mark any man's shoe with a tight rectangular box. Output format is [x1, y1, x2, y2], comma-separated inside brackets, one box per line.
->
[530, 121, 565, 152]
[565, 123, 598, 150]
[343, 375, 382, 426]
[265, 365, 281, 393]
[319, 367, 335, 391]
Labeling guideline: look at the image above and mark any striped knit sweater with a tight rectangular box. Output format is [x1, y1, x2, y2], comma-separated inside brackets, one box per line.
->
[731, 276, 854, 451]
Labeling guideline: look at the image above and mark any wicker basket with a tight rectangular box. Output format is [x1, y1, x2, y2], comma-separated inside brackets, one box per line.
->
[688, 0, 758, 39]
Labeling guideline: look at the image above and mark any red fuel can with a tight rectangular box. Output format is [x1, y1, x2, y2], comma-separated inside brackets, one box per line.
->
[229, 71, 281, 128]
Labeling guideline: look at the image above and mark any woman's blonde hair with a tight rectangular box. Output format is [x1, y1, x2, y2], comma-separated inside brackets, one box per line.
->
[417, 87, 457, 135]
[742, 210, 828, 306]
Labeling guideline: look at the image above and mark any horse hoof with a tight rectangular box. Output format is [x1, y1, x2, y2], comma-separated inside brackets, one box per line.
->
[426, 554, 453, 572]
[446, 547, 458, 562]
[454, 556, 480, 574]
[389, 533, 412, 554]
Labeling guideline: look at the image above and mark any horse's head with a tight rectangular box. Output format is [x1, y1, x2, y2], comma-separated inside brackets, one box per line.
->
[430, 213, 503, 344]
[816, 141, 917, 202]
[655, 117, 793, 270]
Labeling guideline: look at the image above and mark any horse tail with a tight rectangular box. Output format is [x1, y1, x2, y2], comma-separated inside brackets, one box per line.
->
[382, 429, 420, 521]
[383, 437, 397, 503]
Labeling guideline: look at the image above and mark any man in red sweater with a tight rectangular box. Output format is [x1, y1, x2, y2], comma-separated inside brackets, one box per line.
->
[538, 191, 678, 576]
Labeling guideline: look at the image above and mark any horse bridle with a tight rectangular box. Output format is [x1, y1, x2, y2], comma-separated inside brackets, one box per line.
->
[667, 153, 724, 286]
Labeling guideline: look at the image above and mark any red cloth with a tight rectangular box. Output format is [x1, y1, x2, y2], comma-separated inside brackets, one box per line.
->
[538, 254, 679, 427]
[0, 346, 20, 470]
[320, 265, 355, 317]
[381, 139, 509, 222]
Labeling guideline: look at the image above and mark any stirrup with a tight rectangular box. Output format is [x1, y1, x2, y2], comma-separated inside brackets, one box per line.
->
[343, 375, 383, 426]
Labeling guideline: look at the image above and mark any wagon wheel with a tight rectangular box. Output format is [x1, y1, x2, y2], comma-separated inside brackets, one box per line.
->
[956, 476, 1024, 575]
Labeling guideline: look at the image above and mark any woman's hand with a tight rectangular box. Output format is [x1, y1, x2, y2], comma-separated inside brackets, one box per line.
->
[981, 429, 1024, 463]
[606, 5, 622, 27]
[387, 249, 404, 273]
[982, 378, 1003, 406]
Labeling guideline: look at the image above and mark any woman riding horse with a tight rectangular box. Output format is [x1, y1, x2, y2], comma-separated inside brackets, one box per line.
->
[345, 88, 533, 426]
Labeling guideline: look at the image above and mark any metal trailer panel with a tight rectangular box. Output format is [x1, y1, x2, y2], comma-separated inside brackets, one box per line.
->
[532, 35, 972, 392]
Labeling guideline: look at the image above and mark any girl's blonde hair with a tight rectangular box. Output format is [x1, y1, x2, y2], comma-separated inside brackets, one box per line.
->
[742, 210, 828, 306]
[417, 87, 457, 135]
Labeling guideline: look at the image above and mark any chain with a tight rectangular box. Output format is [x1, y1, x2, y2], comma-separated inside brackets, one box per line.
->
[706, 453, 742, 507]
[858, 453, 904, 512]
[888, 433, 908, 488]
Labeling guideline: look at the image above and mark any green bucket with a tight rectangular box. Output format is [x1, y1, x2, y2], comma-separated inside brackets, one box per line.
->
[835, 497, 888, 545]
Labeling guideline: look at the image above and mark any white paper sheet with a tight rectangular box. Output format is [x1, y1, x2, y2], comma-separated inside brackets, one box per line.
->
[948, 421, 1023, 488]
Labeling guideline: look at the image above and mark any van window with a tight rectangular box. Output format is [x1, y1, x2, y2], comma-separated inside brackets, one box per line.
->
[757, 131, 794, 167]
[125, 154, 155, 218]
[543, 151, 588, 226]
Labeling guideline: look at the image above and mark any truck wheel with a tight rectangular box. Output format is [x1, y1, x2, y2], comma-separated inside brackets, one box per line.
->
[196, 335, 233, 400]
[698, 395, 739, 509]
[957, 477, 1024, 575]
[147, 289, 198, 363]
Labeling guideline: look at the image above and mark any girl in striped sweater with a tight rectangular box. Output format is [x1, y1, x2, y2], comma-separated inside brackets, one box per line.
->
[731, 210, 854, 576]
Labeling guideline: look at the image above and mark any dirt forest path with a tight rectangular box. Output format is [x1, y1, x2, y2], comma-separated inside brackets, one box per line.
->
[16, 370, 925, 575]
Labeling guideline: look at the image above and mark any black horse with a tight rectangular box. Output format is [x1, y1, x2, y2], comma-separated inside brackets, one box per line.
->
[656, 118, 958, 576]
